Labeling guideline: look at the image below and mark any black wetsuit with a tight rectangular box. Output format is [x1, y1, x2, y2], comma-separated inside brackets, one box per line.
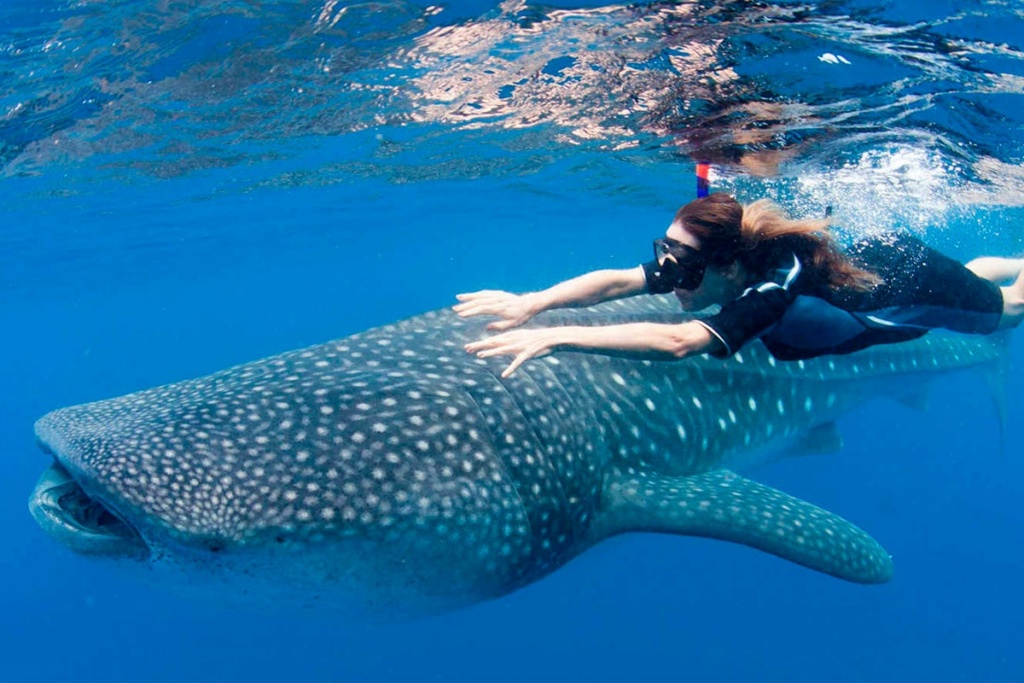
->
[642, 233, 1004, 361]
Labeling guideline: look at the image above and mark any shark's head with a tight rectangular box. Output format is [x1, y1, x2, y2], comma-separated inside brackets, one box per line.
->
[29, 339, 541, 616]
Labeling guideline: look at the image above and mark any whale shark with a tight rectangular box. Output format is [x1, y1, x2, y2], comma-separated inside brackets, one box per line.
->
[29, 295, 1006, 618]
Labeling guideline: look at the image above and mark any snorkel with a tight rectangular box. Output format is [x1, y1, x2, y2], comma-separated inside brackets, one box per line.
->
[696, 162, 710, 198]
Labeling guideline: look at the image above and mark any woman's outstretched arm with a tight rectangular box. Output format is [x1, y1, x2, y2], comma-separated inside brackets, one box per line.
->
[465, 321, 720, 378]
[454, 266, 647, 331]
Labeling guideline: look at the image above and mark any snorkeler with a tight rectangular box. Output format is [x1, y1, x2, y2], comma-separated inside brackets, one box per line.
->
[455, 193, 1024, 378]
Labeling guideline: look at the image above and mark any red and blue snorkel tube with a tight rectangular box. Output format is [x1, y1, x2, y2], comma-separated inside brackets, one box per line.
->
[696, 162, 710, 198]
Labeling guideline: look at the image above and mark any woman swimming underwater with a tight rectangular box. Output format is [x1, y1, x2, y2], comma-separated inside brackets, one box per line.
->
[455, 193, 1024, 377]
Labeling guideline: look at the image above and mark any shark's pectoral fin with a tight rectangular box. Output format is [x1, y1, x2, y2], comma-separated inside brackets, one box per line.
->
[795, 421, 843, 456]
[601, 470, 892, 584]
[893, 386, 931, 413]
[979, 340, 1010, 456]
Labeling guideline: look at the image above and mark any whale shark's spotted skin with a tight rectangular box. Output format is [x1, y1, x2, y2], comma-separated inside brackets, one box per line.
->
[31, 296, 1006, 617]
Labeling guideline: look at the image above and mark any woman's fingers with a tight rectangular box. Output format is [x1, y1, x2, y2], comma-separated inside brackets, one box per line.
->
[465, 332, 521, 356]
[454, 294, 531, 330]
[464, 341, 496, 355]
[501, 353, 531, 378]
[453, 302, 486, 317]
[454, 290, 508, 309]
[455, 290, 506, 302]
[486, 318, 520, 331]
[465, 330, 552, 378]
[468, 340, 518, 357]
[455, 304, 504, 319]
[454, 292, 513, 319]
[474, 343, 535, 376]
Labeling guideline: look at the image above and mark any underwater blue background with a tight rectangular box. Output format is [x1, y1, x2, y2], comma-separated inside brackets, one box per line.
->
[3, 0, 1024, 680]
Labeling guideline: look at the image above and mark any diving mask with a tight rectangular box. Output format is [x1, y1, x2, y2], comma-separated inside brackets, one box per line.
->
[653, 237, 707, 291]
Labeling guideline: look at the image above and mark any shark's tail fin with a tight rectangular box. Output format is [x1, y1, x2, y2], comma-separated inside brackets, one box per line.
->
[595, 470, 893, 584]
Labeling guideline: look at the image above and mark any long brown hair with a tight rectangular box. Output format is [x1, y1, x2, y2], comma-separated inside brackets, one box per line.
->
[673, 193, 880, 291]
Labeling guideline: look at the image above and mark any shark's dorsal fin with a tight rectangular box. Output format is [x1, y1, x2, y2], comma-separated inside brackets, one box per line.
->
[599, 470, 892, 584]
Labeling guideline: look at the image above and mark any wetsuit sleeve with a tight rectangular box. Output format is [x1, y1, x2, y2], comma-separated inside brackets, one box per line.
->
[641, 259, 675, 294]
[697, 286, 794, 358]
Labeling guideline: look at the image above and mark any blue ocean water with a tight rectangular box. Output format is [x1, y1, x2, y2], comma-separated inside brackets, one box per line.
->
[3, 0, 1024, 680]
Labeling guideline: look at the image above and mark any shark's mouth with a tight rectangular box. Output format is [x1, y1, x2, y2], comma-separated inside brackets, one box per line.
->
[29, 458, 149, 560]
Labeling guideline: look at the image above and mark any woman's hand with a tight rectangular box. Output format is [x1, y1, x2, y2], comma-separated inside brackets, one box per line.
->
[453, 290, 541, 330]
[465, 328, 561, 378]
